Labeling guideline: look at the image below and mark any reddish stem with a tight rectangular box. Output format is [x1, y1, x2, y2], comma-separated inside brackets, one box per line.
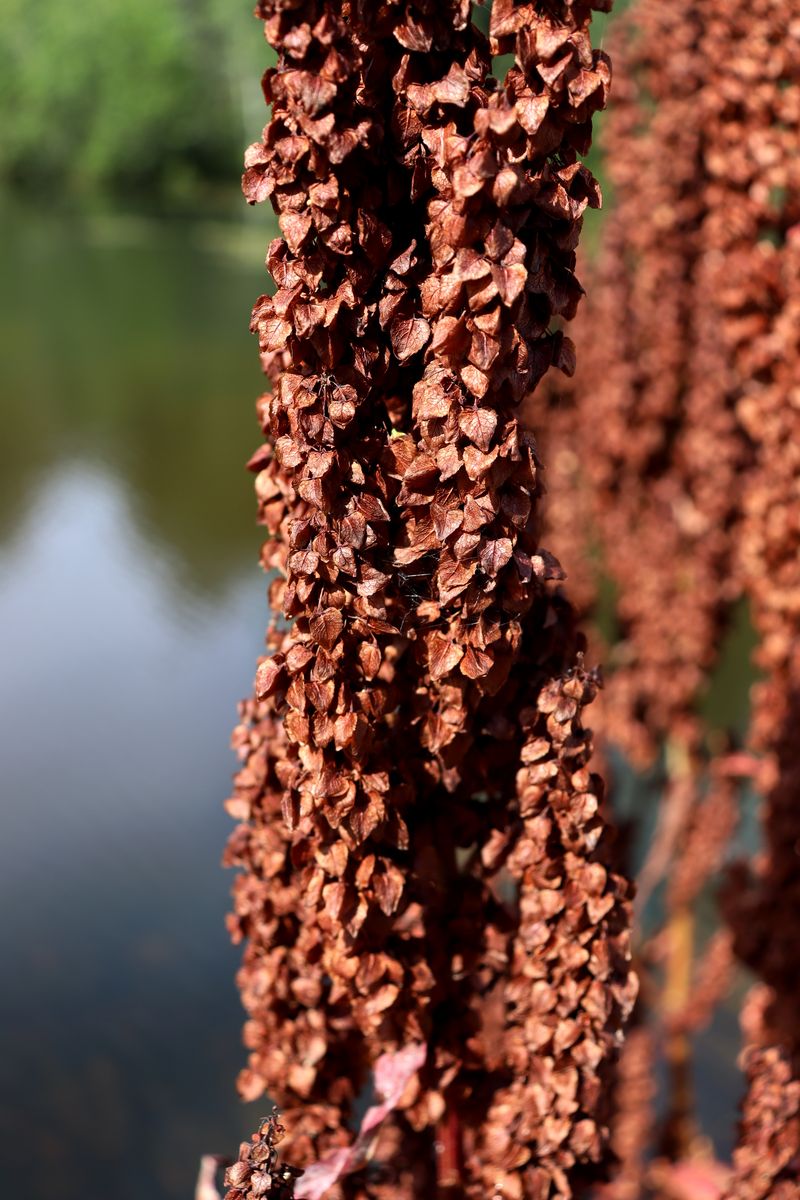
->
[435, 1111, 463, 1195]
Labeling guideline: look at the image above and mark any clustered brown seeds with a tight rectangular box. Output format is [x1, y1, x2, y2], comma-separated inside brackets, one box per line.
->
[721, 987, 800, 1200]
[530, 0, 753, 769]
[595, 1027, 655, 1200]
[722, 1039, 800, 1200]
[225, 1113, 302, 1200]
[226, 1, 635, 1196]
[522, 0, 800, 1191]
[712, 9, 800, 1174]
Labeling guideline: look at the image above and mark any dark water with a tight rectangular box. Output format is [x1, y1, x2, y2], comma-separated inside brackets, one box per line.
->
[0, 202, 752, 1198]
[0, 203, 276, 1199]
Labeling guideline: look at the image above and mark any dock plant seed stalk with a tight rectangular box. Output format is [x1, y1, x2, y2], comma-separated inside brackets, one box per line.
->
[523, 0, 800, 1192]
[223, 2, 635, 1198]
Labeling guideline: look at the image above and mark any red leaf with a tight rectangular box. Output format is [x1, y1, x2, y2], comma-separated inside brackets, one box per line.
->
[433, 64, 470, 108]
[492, 262, 527, 306]
[432, 502, 464, 542]
[289, 549, 320, 576]
[279, 211, 313, 253]
[437, 556, 477, 603]
[453, 248, 491, 282]
[393, 16, 432, 52]
[358, 566, 391, 597]
[490, 0, 519, 37]
[242, 143, 274, 204]
[257, 313, 293, 353]
[414, 380, 453, 420]
[430, 316, 470, 359]
[554, 333, 577, 377]
[373, 863, 405, 915]
[460, 364, 490, 399]
[461, 645, 494, 679]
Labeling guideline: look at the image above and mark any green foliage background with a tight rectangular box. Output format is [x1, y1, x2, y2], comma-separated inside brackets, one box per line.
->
[0, 0, 273, 200]
[0, 0, 624, 203]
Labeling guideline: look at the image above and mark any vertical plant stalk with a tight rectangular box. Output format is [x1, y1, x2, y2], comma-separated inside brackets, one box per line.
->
[226, 2, 635, 1196]
[519, 0, 800, 1189]
[388, 4, 638, 1185]
[595, 1026, 656, 1200]
[520, 11, 748, 1166]
[700, 4, 800, 1193]
[660, 903, 695, 1161]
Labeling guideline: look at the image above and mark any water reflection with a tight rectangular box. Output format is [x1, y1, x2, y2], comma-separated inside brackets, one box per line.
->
[0, 203, 273, 595]
[0, 205, 277, 1199]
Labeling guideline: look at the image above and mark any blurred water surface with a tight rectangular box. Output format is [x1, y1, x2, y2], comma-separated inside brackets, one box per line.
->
[0, 202, 275, 1199]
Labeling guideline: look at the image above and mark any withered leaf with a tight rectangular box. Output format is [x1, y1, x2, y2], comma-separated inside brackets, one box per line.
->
[255, 657, 286, 700]
[459, 406, 498, 451]
[516, 93, 550, 135]
[284, 71, 337, 115]
[427, 632, 465, 680]
[358, 642, 381, 680]
[310, 608, 344, 649]
[554, 333, 577, 377]
[432, 501, 464, 542]
[334, 712, 358, 750]
[373, 864, 405, 916]
[393, 15, 432, 52]
[481, 537, 513, 577]
[460, 364, 490, 400]
[463, 443, 499, 480]
[437, 556, 477, 602]
[390, 316, 432, 362]
[358, 566, 391, 596]
[289, 549, 320, 576]
[460, 645, 494, 679]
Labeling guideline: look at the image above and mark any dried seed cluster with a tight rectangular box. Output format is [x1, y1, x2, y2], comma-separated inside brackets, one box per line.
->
[725, 1040, 800, 1200]
[714, 8, 800, 1180]
[225, 1113, 302, 1200]
[721, 987, 800, 1200]
[521, 0, 800, 1191]
[595, 1027, 655, 1200]
[530, 0, 752, 768]
[226, 1, 634, 1197]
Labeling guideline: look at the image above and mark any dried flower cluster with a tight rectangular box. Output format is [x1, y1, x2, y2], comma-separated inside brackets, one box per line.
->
[224, 1, 635, 1196]
[225, 1113, 303, 1200]
[520, 0, 800, 1193]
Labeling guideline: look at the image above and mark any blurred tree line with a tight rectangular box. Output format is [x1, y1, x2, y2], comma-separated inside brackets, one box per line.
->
[0, 1, 623, 205]
[0, 0, 275, 202]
